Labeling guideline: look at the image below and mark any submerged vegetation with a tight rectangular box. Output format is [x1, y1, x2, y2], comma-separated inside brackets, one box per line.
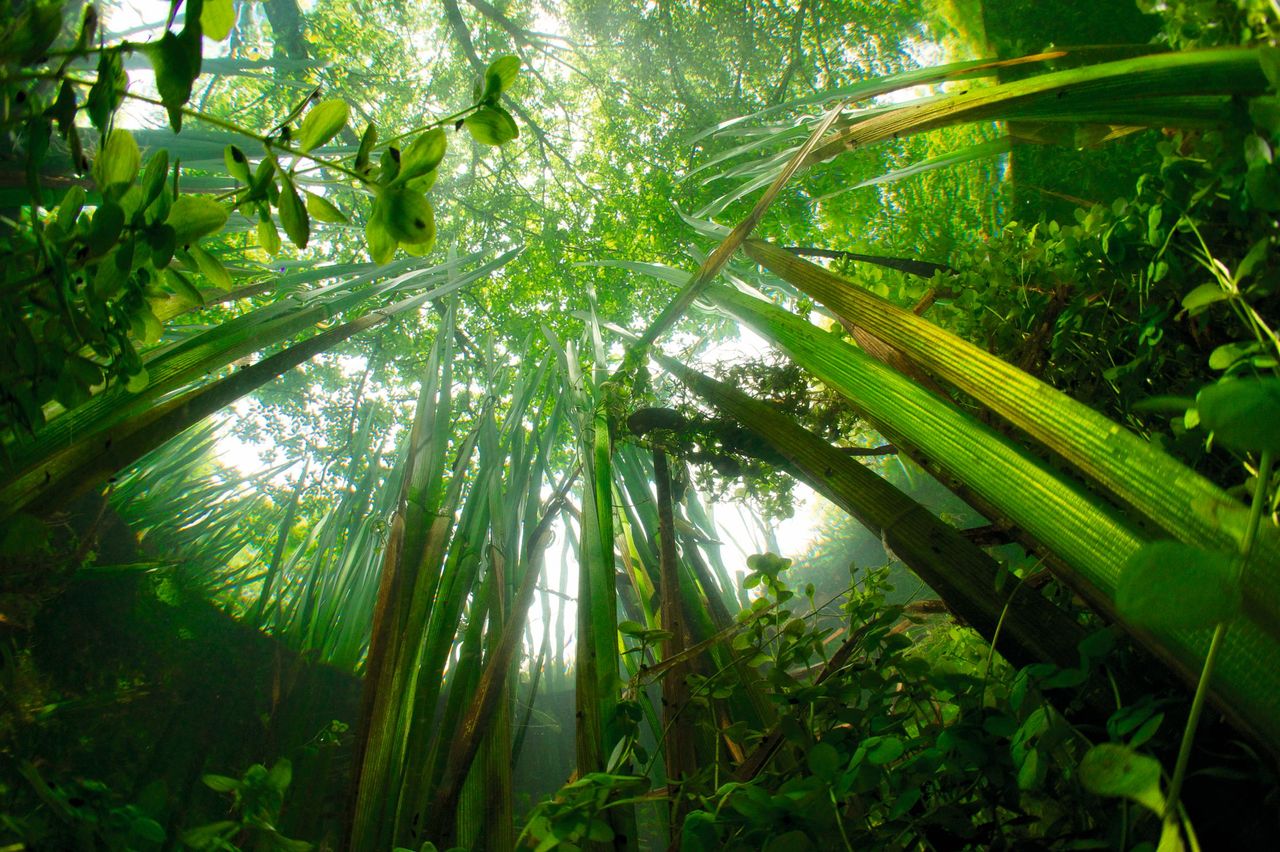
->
[1, 0, 1279, 849]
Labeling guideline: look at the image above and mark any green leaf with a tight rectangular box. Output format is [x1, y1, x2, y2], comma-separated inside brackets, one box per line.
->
[93, 129, 140, 195]
[395, 129, 446, 184]
[57, 186, 86, 229]
[1208, 341, 1262, 371]
[1197, 378, 1280, 454]
[278, 177, 310, 249]
[124, 368, 149, 393]
[201, 773, 237, 792]
[864, 736, 904, 765]
[181, 821, 239, 849]
[806, 742, 841, 780]
[381, 188, 435, 245]
[465, 106, 519, 146]
[258, 214, 282, 256]
[355, 123, 377, 176]
[87, 202, 125, 257]
[200, 0, 235, 41]
[187, 245, 232, 289]
[131, 303, 164, 345]
[298, 99, 349, 153]
[87, 49, 126, 134]
[266, 758, 293, 793]
[305, 191, 348, 224]
[164, 269, 204, 307]
[140, 149, 170, 207]
[166, 196, 228, 245]
[1116, 541, 1241, 631]
[1078, 743, 1166, 815]
[143, 28, 202, 132]
[4, 1, 63, 65]
[1180, 283, 1231, 315]
[225, 145, 252, 184]
[483, 55, 521, 99]
[365, 200, 396, 264]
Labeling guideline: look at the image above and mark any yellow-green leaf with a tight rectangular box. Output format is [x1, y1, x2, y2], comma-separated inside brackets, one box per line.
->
[258, 214, 281, 256]
[224, 144, 251, 183]
[464, 106, 519, 146]
[365, 199, 397, 265]
[297, 99, 349, 153]
[93, 128, 140, 193]
[482, 55, 520, 99]
[381, 188, 434, 245]
[277, 176, 310, 249]
[166, 196, 228, 245]
[305, 191, 348, 224]
[187, 245, 232, 289]
[395, 129, 446, 184]
[200, 0, 235, 41]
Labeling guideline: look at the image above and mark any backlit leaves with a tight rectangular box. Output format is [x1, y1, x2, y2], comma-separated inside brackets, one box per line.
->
[200, 0, 235, 42]
[396, 129, 446, 183]
[298, 99, 349, 153]
[144, 25, 203, 132]
[465, 106, 519, 146]
[482, 54, 521, 101]
[278, 176, 310, 249]
[93, 128, 140, 196]
[167, 196, 228, 245]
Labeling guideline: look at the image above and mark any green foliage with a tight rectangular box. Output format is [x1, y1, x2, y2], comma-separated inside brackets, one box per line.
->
[182, 759, 311, 851]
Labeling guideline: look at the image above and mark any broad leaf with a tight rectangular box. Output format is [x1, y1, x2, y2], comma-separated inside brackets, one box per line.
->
[298, 99, 349, 153]
[1078, 743, 1165, 815]
[200, 0, 235, 41]
[278, 176, 310, 249]
[93, 128, 140, 194]
[1116, 541, 1241, 631]
[482, 55, 521, 99]
[381, 188, 435, 246]
[465, 106, 519, 146]
[1197, 377, 1280, 453]
[166, 196, 228, 245]
[305, 191, 348, 224]
[396, 129, 446, 183]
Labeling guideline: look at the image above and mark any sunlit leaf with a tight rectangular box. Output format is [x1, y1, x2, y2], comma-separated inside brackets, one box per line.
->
[166, 196, 228, 245]
[305, 191, 348, 224]
[465, 106, 519, 146]
[200, 0, 235, 41]
[483, 55, 521, 99]
[258, 213, 281, 256]
[187, 245, 232, 289]
[278, 176, 310, 249]
[298, 99, 349, 153]
[396, 129, 446, 183]
[224, 145, 251, 183]
[93, 128, 140, 194]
